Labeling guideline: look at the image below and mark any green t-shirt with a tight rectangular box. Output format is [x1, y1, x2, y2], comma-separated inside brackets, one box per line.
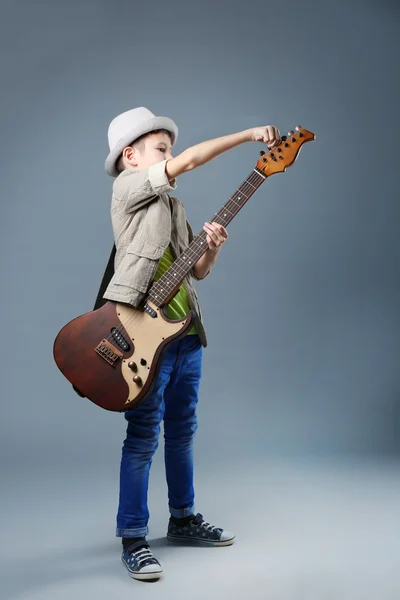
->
[153, 245, 197, 335]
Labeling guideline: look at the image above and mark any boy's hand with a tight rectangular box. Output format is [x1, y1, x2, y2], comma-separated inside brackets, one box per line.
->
[250, 126, 281, 148]
[203, 221, 228, 251]
[193, 222, 228, 279]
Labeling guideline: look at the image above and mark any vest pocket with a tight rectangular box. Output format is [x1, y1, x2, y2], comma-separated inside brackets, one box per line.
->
[113, 238, 166, 293]
[127, 236, 167, 260]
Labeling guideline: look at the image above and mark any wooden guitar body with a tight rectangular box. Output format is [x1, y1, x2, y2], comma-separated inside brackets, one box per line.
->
[53, 300, 192, 411]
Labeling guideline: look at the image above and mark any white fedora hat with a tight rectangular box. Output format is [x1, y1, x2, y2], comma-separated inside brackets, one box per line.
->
[105, 106, 178, 177]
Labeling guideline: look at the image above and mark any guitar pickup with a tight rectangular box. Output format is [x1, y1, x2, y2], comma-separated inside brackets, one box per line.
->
[143, 303, 157, 318]
[95, 339, 123, 367]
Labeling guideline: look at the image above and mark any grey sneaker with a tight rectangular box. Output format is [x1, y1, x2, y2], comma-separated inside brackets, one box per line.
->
[121, 540, 163, 581]
[167, 512, 235, 546]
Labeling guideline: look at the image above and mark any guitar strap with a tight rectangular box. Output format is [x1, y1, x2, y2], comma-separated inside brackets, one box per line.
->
[93, 243, 116, 310]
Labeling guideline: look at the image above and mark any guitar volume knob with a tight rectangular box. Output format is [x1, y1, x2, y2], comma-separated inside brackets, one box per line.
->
[133, 375, 143, 387]
[128, 361, 138, 372]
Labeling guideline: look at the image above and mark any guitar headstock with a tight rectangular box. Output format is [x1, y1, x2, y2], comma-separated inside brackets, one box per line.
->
[256, 126, 315, 177]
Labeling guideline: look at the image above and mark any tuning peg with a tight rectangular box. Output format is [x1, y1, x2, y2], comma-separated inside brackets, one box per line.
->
[295, 125, 302, 131]
[259, 150, 265, 156]
[288, 130, 294, 137]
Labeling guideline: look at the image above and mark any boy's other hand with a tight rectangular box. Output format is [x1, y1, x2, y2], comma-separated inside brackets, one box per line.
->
[203, 221, 228, 251]
[250, 126, 281, 148]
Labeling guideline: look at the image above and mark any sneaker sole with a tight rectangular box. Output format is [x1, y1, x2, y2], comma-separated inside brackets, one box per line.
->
[166, 533, 235, 546]
[129, 570, 163, 581]
[122, 557, 163, 581]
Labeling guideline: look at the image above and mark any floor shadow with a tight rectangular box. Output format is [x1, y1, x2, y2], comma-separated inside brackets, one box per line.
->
[0, 541, 126, 600]
[150, 536, 226, 550]
[0, 534, 224, 599]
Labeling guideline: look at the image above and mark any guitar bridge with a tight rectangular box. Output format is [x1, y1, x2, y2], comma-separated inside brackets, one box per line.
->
[95, 339, 123, 367]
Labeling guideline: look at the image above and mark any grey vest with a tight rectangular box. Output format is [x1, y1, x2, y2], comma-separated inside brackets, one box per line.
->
[103, 191, 208, 347]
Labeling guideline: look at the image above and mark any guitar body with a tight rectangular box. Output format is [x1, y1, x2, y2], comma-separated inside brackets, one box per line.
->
[53, 300, 193, 412]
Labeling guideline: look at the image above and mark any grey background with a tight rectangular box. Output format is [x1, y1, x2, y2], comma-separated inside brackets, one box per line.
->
[1, 1, 399, 598]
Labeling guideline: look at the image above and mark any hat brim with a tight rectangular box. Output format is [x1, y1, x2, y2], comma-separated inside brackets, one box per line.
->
[105, 116, 178, 177]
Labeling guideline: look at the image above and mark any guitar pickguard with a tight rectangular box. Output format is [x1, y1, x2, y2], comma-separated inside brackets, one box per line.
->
[115, 301, 190, 406]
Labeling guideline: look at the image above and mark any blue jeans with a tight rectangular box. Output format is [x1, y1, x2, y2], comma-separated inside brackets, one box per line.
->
[116, 333, 203, 538]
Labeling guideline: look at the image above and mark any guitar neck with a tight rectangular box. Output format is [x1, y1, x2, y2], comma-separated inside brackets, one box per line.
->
[147, 167, 267, 307]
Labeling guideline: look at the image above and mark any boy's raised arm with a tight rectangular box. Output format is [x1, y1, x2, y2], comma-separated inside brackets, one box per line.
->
[165, 126, 281, 181]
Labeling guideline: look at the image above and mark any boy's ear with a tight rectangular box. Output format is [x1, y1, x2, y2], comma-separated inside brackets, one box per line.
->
[123, 145, 138, 167]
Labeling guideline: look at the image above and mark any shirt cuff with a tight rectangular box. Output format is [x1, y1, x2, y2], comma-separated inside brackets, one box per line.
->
[148, 159, 177, 195]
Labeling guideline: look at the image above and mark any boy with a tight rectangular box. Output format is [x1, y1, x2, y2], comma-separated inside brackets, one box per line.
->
[103, 106, 280, 581]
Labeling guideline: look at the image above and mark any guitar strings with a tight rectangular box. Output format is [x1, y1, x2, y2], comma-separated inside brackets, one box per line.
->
[104, 160, 270, 348]
[149, 168, 265, 301]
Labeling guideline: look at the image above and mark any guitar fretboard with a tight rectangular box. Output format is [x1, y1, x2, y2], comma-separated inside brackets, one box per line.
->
[147, 167, 266, 307]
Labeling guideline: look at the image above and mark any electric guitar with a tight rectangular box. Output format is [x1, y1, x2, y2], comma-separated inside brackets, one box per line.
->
[53, 126, 315, 411]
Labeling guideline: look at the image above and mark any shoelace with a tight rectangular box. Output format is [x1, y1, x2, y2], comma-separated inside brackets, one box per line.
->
[202, 522, 218, 532]
[129, 546, 155, 566]
[192, 513, 219, 532]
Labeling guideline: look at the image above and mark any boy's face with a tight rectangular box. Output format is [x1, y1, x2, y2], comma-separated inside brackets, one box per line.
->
[127, 131, 173, 170]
